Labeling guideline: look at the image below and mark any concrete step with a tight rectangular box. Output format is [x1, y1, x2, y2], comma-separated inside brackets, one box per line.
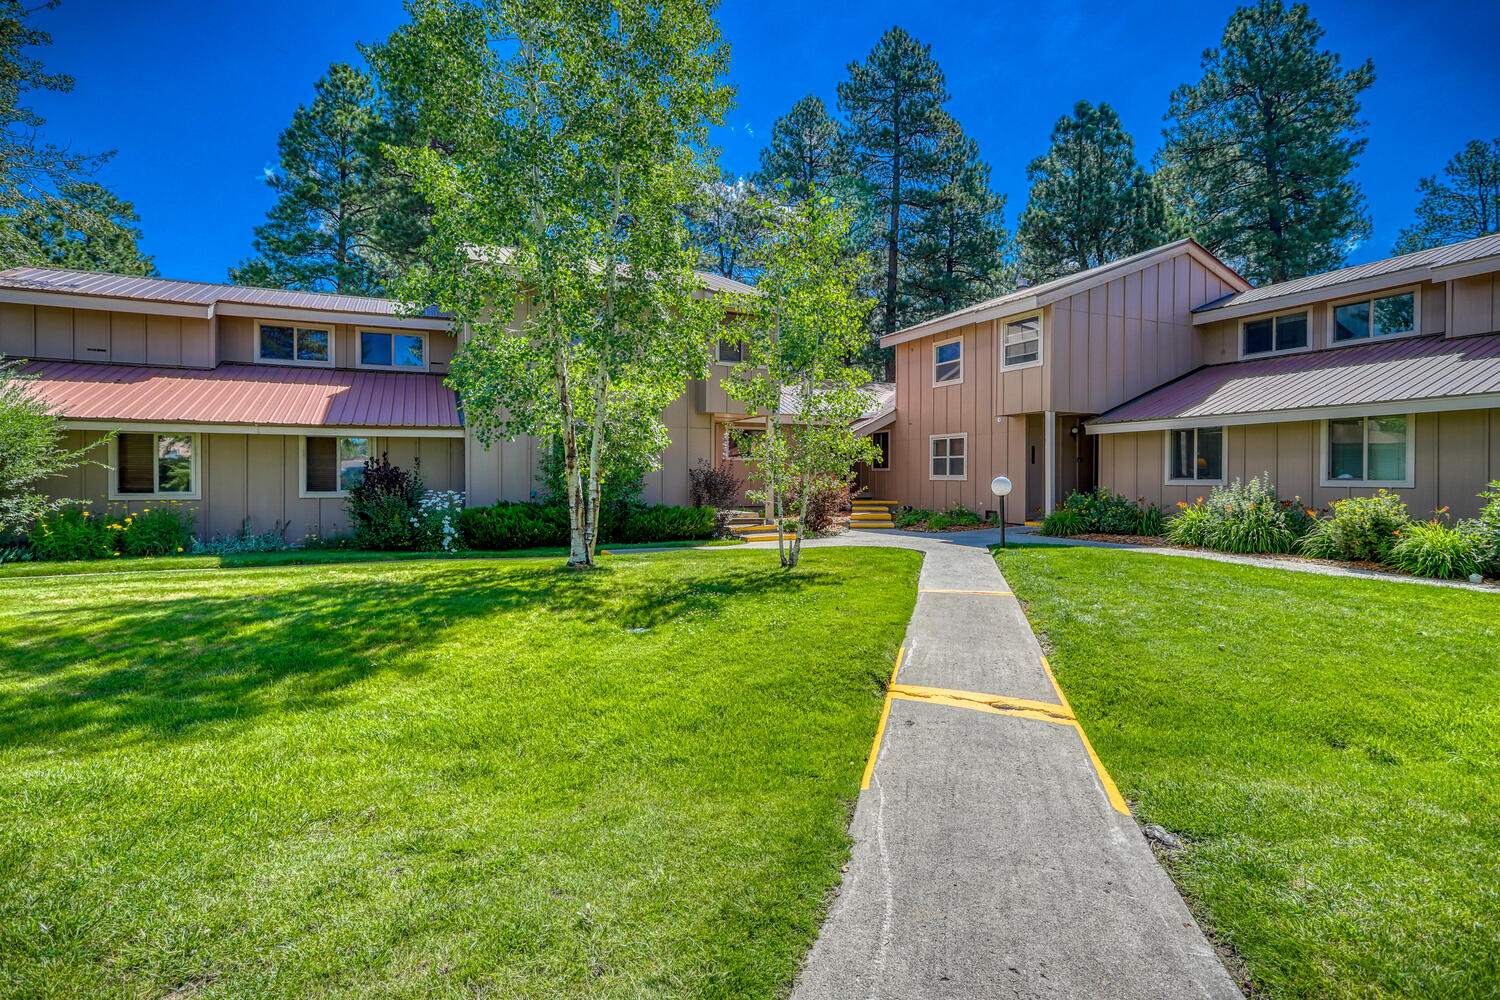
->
[730, 522, 772, 535]
[850, 521, 895, 530]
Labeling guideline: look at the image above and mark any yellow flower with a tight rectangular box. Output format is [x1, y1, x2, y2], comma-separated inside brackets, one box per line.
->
[81, 511, 91, 518]
[108, 523, 123, 530]
[111, 552, 120, 557]
[175, 546, 184, 553]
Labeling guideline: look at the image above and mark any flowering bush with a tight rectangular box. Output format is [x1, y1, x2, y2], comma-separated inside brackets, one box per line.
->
[1387, 520, 1488, 579]
[119, 504, 195, 556]
[1165, 476, 1301, 554]
[29, 508, 115, 560]
[1461, 481, 1500, 575]
[415, 490, 466, 551]
[1297, 490, 1411, 562]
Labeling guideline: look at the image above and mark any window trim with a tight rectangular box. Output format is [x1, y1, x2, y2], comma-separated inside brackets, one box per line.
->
[257, 320, 336, 368]
[1000, 310, 1044, 371]
[1326, 285, 1422, 347]
[355, 329, 429, 372]
[1162, 426, 1227, 487]
[107, 430, 202, 500]
[299, 435, 377, 498]
[871, 430, 891, 471]
[1237, 306, 1312, 360]
[929, 432, 968, 481]
[1319, 413, 1416, 489]
[714, 338, 746, 366]
[932, 335, 964, 387]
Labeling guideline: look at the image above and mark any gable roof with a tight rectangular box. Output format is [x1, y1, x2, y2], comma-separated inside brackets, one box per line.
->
[1088, 332, 1500, 433]
[879, 239, 1248, 349]
[1192, 232, 1500, 323]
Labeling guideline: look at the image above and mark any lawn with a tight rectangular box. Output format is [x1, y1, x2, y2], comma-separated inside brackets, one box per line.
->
[0, 547, 919, 999]
[998, 545, 1500, 1000]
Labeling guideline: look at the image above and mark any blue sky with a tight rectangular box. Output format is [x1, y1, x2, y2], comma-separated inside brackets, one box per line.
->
[26, 0, 1500, 283]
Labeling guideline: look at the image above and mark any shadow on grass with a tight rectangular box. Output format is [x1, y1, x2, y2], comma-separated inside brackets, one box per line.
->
[0, 556, 833, 753]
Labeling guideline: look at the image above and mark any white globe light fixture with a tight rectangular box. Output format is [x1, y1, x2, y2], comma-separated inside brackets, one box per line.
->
[990, 476, 1013, 547]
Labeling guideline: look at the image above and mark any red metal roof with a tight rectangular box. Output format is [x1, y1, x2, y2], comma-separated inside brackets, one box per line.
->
[22, 361, 461, 430]
[1092, 333, 1500, 427]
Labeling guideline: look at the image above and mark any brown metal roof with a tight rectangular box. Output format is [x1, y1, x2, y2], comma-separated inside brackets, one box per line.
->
[22, 360, 461, 430]
[1194, 233, 1500, 316]
[1090, 333, 1500, 429]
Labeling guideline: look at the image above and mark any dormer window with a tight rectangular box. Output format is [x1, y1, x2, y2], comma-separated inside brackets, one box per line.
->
[258, 322, 333, 366]
[933, 337, 963, 385]
[359, 330, 427, 369]
[1333, 290, 1417, 343]
[1242, 311, 1308, 357]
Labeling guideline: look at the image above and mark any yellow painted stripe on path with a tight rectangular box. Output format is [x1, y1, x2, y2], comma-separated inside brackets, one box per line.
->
[1040, 655, 1130, 816]
[890, 690, 1074, 727]
[859, 645, 905, 791]
[889, 683, 1073, 722]
[918, 588, 1013, 597]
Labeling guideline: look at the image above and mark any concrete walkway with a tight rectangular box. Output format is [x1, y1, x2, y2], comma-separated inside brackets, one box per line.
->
[740, 530, 1241, 1000]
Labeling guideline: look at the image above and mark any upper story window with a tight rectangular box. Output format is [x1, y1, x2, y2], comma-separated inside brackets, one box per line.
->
[1242, 311, 1308, 357]
[359, 330, 426, 370]
[259, 322, 333, 366]
[716, 338, 745, 364]
[1002, 313, 1042, 369]
[112, 432, 199, 499]
[1165, 426, 1224, 485]
[1324, 414, 1413, 487]
[1333, 290, 1417, 344]
[933, 337, 963, 385]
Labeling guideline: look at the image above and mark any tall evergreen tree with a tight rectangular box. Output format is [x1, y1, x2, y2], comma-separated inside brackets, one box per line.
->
[0, 0, 152, 273]
[1016, 101, 1166, 283]
[755, 95, 846, 202]
[1394, 139, 1500, 254]
[685, 172, 770, 282]
[1160, 0, 1374, 284]
[837, 27, 949, 336]
[905, 119, 1011, 319]
[231, 63, 424, 295]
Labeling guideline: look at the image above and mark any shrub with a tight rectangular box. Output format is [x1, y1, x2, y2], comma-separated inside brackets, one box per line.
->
[788, 480, 850, 533]
[688, 461, 743, 509]
[1165, 476, 1301, 554]
[1165, 502, 1213, 547]
[414, 490, 466, 551]
[1052, 488, 1149, 535]
[119, 505, 196, 556]
[347, 454, 425, 551]
[926, 505, 982, 532]
[615, 505, 716, 544]
[1040, 509, 1086, 537]
[1462, 481, 1500, 575]
[1298, 490, 1410, 562]
[29, 508, 115, 560]
[894, 507, 932, 529]
[1388, 521, 1488, 579]
[0, 531, 33, 563]
[193, 519, 290, 555]
[458, 502, 569, 550]
[1134, 505, 1165, 536]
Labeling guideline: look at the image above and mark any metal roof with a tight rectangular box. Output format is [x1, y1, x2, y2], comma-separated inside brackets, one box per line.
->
[22, 360, 461, 430]
[1090, 333, 1500, 430]
[1194, 233, 1500, 316]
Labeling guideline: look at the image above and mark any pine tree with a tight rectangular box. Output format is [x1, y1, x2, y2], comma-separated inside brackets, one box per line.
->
[755, 95, 846, 202]
[1160, 0, 1374, 284]
[685, 172, 770, 281]
[837, 27, 950, 336]
[231, 63, 423, 295]
[1016, 101, 1166, 283]
[1394, 139, 1500, 253]
[905, 118, 1011, 319]
[0, 0, 152, 272]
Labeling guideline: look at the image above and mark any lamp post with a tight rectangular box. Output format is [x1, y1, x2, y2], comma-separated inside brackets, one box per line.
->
[990, 475, 1013, 549]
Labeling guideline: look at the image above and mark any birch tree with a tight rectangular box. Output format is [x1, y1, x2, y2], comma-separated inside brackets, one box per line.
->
[722, 192, 876, 569]
[369, 0, 729, 568]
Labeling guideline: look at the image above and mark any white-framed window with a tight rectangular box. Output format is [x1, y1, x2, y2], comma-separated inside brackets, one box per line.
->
[933, 336, 963, 386]
[1331, 288, 1419, 344]
[715, 338, 745, 365]
[871, 431, 890, 471]
[358, 330, 427, 370]
[1322, 414, 1415, 487]
[1241, 309, 1309, 358]
[1164, 426, 1225, 485]
[930, 433, 967, 480]
[258, 321, 334, 366]
[109, 432, 200, 499]
[1001, 312, 1042, 369]
[300, 436, 375, 497]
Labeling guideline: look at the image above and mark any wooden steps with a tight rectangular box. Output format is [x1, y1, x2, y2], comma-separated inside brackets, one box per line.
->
[850, 498, 896, 530]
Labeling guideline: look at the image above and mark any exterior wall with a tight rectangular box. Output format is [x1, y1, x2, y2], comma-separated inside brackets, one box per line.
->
[1197, 280, 1449, 362]
[1095, 408, 1500, 519]
[47, 429, 465, 541]
[1450, 274, 1500, 338]
[1, 303, 215, 367]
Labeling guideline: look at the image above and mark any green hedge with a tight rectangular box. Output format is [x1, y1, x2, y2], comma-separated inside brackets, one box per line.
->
[458, 502, 714, 550]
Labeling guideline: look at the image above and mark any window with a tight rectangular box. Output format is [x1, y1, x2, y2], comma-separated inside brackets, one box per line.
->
[259, 322, 332, 365]
[872, 431, 890, 471]
[715, 338, 744, 364]
[1333, 290, 1417, 343]
[1324, 414, 1413, 486]
[302, 436, 373, 496]
[1002, 313, 1042, 368]
[930, 434, 966, 480]
[1242, 311, 1308, 357]
[359, 330, 426, 369]
[112, 432, 198, 498]
[933, 337, 963, 385]
[1165, 427, 1224, 484]
[723, 427, 762, 460]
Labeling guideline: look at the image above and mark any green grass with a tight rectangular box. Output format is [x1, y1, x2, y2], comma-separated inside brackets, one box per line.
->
[997, 546, 1500, 999]
[0, 547, 919, 999]
[0, 539, 740, 579]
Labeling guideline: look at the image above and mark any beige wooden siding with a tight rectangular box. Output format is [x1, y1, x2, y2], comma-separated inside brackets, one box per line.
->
[220, 315, 457, 372]
[1450, 274, 1500, 338]
[1198, 280, 1449, 361]
[1049, 253, 1238, 414]
[1096, 408, 1498, 519]
[47, 430, 463, 541]
[0, 304, 217, 367]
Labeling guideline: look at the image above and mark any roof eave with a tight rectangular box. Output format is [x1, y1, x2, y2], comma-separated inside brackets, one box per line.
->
[1086, 391, 1500, 435]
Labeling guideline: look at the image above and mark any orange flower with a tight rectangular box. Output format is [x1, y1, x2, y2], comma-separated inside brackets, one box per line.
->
[1175, 501, 1188, 509]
